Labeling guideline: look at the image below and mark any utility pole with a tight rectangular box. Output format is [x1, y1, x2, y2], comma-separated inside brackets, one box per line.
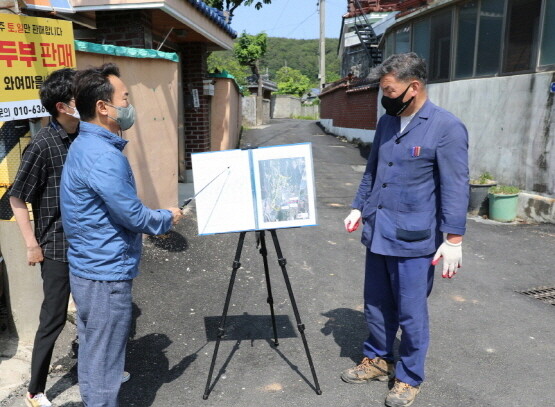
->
[319, 0, 326, 89]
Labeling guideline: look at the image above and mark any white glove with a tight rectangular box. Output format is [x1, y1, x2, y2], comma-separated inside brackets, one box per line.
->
[432, 239, 462, 279]
[344, 209, 361, 233]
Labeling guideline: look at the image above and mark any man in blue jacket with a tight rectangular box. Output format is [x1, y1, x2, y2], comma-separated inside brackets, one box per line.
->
[341, 53, 469, 407]
[60, 63, 183, 407]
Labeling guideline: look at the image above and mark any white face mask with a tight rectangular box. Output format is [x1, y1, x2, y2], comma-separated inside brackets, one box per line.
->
[63, 103, 80, 120]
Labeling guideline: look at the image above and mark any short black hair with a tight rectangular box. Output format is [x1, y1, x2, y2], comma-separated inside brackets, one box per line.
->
[370, 52, 428, 85]
[39, 68, 76, 118]
[73, 63, 121, 122]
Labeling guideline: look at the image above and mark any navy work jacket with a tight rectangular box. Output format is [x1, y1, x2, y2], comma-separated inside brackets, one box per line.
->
[352, 100, 469, 257]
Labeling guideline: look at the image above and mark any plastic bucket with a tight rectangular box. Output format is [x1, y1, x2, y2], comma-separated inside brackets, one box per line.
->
[488, 193, 518, 222]
[468, 183, 496, 215]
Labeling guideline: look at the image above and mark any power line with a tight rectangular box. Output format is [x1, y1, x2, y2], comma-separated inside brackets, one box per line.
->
[270, 0, 291, 32]
[285, 10, 318, 38]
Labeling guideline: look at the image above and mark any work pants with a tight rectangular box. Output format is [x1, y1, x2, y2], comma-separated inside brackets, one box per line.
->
[29, 258, 70, 394]
[363, 250, 434, 386]
[70, 273, 132, 407]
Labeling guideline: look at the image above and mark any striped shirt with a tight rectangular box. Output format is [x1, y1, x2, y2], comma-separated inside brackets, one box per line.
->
[9, 120, 77, 262]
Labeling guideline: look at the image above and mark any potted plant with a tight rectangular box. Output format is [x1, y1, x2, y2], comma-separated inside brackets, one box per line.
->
[488, 185, 520, 222]
[468, 172, 497, 215]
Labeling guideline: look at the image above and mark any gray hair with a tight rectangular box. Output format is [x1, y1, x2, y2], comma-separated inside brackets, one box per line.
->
[370, 52, 427, 84]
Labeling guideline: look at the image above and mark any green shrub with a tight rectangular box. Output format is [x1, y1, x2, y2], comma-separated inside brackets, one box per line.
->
[489, 185, 519, 195]
[471, 172, 495, 184]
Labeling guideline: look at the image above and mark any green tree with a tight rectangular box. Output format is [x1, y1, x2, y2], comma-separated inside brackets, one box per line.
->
[234, 32, 267, 124]
[260, 37, 341, 87]
[275, 66, 311, 97]
[234, 32, 267, 73]
[207, 51, 251, 87]
[204, 0, 271, 21]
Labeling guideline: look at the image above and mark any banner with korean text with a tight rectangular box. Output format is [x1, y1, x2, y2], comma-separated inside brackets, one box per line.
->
[0, 14, 75, 121]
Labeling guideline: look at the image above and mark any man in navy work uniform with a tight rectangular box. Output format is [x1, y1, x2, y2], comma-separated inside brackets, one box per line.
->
[341, 53, 469, 407]
[60, 63, 183, 407]
[9, 68, 79, 407]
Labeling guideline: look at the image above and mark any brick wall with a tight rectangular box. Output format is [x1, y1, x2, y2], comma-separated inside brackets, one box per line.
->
[181, 42, 210, 170]
[320, 82, 379, 130]
[94, 10, 153, 48]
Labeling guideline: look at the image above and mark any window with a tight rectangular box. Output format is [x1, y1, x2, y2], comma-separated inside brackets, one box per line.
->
[476, 0, 504, 75]
[384, 33, 395, 59]
[395, 25, 411, 54]
[540, 0, 555, 66]
[455, 1, 478, 78]
[503, 0, 542, 73]
[429, 10, 452, 81]
[413, 18, 431, 64]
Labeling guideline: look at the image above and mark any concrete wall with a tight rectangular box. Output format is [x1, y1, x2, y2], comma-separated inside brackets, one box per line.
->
[0, 221, 42, 344]
[426, 72, 555, 197]
[271, 95, 320, 119]
[272, 95, 302, 118]
[319, 118, 376, 144]
[210, 77, 242, 151]
[242, 95, 256, 127]
[242, 95, 271, 126]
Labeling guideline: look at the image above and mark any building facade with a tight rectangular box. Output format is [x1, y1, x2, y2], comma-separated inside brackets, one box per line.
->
[323, 0, 554, 203]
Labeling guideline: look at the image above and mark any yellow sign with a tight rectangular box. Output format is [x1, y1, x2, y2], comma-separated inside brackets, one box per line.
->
[0, 14, 75, 121]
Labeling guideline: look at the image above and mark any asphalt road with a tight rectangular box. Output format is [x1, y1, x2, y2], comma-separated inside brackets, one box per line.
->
[3, 118, 555, 407]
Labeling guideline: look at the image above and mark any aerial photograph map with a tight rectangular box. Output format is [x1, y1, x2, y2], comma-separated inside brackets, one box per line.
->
[258, 157, 310, 223]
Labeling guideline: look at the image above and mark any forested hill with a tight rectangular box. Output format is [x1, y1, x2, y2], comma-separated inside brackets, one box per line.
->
[208, 36, 341, 87]
[261, 37, 341, 85]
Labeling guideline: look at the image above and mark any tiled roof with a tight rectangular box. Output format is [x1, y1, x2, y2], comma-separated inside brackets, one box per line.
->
[187, 0, 237, 38]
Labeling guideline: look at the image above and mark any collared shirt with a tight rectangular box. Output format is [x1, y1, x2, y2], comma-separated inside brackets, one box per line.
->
[9, 120, 77, 262]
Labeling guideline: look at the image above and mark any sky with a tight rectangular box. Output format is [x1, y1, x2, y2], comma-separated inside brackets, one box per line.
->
[228, 0, 347, 40]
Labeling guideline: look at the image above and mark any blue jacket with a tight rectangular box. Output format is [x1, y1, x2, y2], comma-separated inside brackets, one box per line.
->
[352, 100, 469, 257]
[60, 122, 173, 281]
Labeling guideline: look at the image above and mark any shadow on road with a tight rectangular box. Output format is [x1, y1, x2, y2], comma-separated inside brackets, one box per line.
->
[320, 307, 369, 363]
[321, 307, 402, 367]
[118, 303, 201, 406]
[119, 332, 200, 406]
[147, 230, 189, 252]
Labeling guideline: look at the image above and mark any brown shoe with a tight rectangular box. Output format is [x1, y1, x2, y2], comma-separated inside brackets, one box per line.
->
[340, 356, 395, 384]
[385, 379, 421, 407]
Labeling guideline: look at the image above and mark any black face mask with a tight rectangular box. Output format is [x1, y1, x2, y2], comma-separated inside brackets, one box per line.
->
[381, 84, 414, 116]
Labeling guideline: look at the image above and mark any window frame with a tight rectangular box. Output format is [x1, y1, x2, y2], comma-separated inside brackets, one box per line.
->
[501, 0, 542, 75]
[379, 0, 551, 81]
[453, 0, 480, 79]
[536, 0, 555, 71]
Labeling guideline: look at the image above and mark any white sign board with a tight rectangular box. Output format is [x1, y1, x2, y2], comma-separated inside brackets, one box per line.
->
[191, 143, 317, 235]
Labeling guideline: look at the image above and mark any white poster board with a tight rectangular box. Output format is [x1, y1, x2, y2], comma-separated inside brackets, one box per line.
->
[192, 143, 317, 235]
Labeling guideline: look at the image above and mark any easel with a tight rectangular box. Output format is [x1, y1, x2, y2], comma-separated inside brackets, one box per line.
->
[202, 229, 322, 399]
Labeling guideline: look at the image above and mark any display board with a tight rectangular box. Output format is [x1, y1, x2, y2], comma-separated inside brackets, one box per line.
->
[192, 143, 317, 235]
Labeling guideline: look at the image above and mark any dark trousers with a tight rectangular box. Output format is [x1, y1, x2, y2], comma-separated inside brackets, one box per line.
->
[28, 258, 70, 394]
[363, 250, 435, 386]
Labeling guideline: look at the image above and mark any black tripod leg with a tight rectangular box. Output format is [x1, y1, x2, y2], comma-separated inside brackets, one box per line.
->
[259, 231, 279, 346]
[203, 231, 246, 400]
[269, 229, 322, 395]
